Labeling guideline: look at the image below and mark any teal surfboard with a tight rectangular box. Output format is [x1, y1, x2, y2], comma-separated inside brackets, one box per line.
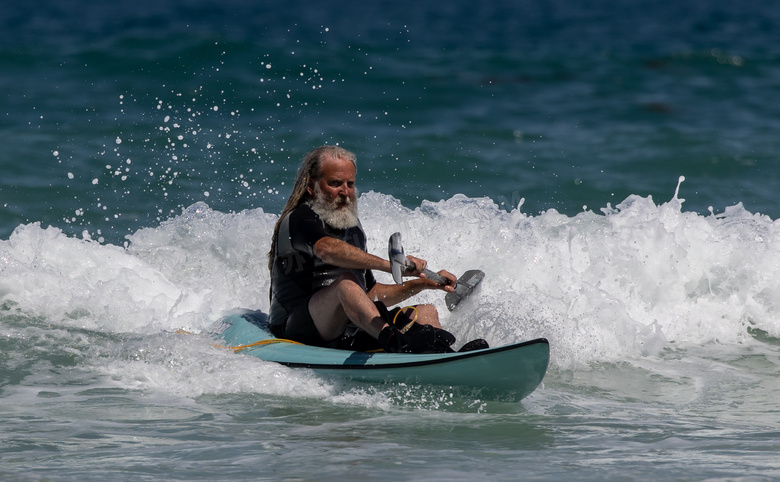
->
[212, 310, 549, 402]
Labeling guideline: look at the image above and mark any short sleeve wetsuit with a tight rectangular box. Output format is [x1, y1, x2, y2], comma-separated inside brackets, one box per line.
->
[268, 203, 376, 345]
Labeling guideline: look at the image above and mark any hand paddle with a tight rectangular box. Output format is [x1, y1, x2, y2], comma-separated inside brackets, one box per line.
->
[388, 232, 485, 311]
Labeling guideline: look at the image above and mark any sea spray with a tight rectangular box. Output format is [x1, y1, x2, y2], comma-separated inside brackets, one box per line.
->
[358, 184, 780, 367]
[3, 186, 780, 373]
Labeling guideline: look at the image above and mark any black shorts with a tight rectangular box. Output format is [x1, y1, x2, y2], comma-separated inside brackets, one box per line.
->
[270, 300, 327, 346]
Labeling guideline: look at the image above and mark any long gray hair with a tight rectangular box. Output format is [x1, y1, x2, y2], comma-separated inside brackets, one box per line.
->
[268, 146, 357, 272]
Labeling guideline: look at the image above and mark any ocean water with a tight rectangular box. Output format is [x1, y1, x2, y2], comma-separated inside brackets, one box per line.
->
[3, 0, 780, 480]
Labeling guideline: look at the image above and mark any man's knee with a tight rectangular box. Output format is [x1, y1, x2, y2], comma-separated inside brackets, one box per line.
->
[331, 272, 364, 295]
[413, 304, 441, 328]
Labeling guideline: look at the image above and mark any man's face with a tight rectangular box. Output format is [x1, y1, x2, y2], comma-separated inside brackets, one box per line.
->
[308, 155, 357, 209]
[306, 155, 359, 229]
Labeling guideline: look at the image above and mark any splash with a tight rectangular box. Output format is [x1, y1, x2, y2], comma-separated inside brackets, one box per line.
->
[358, 182, 780, 368]
[3, 184, 780, 376]
[0, 203, 275, 333]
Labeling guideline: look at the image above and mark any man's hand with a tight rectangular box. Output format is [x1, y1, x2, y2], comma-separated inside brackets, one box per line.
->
[402, 255, 428, 277]
[404, 255, 457, 292]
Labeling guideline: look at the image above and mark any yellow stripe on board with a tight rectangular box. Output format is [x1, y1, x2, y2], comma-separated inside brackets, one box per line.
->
[173, 328, 304, 352]
[230, 338, 304, 352]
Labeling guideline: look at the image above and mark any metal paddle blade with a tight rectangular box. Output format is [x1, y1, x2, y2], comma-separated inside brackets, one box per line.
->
[388, 232, 407, 285]
[445, 269, 485, 311]
[389, 232, 447, 285]
[389, 232, 484, 310]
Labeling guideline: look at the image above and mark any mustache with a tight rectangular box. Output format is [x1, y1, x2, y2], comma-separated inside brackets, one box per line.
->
[307, 185, 359, 229]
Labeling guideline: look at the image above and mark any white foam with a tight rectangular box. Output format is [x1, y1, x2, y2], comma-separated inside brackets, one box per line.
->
[2, 186, 780, 375]
[96, 332, 336, 400]
[359, 186, 780, 368]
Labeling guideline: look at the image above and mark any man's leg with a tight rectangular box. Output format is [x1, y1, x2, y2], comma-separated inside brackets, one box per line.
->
[308, 273, 388, 342]
[401, 304, 441, 329]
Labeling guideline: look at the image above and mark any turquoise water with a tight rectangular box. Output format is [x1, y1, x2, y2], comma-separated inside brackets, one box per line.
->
[3, 1, 780, 480]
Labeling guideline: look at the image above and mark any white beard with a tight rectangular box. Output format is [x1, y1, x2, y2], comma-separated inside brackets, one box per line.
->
[307, 185, 359, 229]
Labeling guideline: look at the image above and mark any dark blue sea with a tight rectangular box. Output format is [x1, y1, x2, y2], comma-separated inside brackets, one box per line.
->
[2, 0, 780, 480]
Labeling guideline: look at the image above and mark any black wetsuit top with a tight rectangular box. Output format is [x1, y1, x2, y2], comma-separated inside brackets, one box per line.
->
[268, 204, 376, 334]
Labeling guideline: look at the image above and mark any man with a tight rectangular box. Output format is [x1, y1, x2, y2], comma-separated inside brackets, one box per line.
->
[267, 145, 462, 353]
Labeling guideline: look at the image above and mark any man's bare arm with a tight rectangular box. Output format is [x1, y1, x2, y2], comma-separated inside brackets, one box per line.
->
[313, 237, 391, 272]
